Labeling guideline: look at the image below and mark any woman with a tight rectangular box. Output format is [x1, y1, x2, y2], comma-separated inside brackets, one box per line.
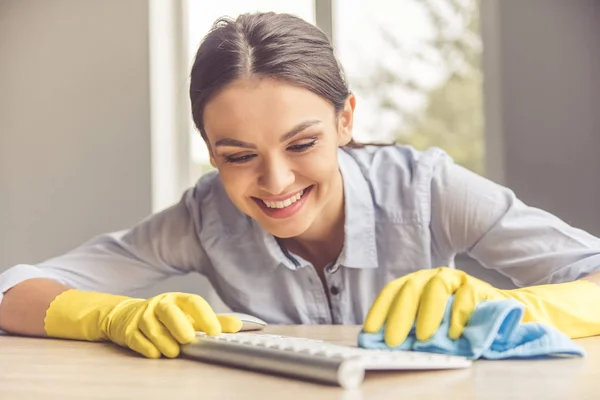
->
[0, 12, 599, 359]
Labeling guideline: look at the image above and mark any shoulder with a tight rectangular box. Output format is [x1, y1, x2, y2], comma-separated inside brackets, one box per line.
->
[189, 169, 222, 201]
[341, 144, 452, 190]
[342, 144, 450, 177]
[340, 144, 453, 218]
[186, 170, 248, 234]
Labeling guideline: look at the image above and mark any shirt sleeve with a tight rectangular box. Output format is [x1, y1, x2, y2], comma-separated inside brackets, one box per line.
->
[0, 186, 210, 298]
[429, 153, 600, 287]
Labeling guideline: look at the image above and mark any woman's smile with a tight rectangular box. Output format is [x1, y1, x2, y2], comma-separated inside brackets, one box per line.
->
[252, 185, 314, 219]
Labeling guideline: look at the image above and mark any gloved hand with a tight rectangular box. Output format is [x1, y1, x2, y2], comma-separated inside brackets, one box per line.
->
[44, 290, 242, 358]
[363, 267, 600, 347]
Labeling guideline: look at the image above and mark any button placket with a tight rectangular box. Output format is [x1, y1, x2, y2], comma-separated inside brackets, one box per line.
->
[325, 264, 344, 324]
[306, 265, 332, 324]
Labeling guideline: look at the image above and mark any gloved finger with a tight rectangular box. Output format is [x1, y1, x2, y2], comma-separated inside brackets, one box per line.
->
[154, 296, 198, 344]
[364, 269, 436, 333]
[139, 312, 181, 358]
[416, 268, 465, 341]
[186, 314, 195, 325]
[449, 283, 504, 340]
[385, 270, 437, 347]
[217, 315, 243, 333]
[184, 312, 241, 334]
[126, 330, 162, 359]
[363, 279, 404, 333]
[175, 293, 222, 337]
[448, 283, 478, 340]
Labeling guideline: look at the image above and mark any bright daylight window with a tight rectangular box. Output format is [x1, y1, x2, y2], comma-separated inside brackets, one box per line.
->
[185, 0, 483, 186]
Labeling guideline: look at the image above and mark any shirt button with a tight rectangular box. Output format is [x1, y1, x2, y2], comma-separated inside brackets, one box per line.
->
[330, 286, 340, 295]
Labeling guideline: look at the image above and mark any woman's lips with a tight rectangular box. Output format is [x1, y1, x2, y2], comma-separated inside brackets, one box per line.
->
[253, 185, 314, 219]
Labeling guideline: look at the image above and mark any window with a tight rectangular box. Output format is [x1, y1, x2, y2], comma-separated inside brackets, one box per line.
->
[333, 0, 484, 174]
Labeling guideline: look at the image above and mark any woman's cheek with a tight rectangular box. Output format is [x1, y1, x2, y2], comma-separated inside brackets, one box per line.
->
[219, 165, 256, 193]
[295, 152, 338, 181]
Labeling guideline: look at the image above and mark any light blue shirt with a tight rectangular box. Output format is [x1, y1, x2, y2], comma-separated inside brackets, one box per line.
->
[2, 145, 600, 324]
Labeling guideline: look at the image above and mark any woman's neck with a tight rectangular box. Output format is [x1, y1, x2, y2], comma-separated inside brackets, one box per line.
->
[280, 171, 346, 270]
[283, 222, 345, 270]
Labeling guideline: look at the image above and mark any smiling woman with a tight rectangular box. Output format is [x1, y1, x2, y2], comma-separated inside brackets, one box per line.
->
[0, 11, 599, 360]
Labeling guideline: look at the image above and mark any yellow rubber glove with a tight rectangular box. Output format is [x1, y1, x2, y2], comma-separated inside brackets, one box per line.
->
[44, 289, 242, 358]
[363, 267, 600, 347]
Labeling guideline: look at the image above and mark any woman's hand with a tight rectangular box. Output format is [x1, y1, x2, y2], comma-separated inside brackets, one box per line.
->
[101, 292, 242, 358]
[45, 290, 242, 358]
[363, 267, 507, 346]
[364, 266, 600, 346]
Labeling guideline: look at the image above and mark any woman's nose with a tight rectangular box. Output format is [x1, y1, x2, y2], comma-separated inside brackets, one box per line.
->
[257, 157, 295, 195]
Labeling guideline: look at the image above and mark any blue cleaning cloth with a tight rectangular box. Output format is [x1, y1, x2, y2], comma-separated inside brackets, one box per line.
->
[358, 297, 585, 360]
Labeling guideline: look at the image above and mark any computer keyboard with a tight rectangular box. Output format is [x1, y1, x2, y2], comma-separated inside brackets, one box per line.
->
[180, 332, 472, 389]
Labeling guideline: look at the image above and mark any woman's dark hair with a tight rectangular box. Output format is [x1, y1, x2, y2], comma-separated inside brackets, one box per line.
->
[189, 12, 365, 148]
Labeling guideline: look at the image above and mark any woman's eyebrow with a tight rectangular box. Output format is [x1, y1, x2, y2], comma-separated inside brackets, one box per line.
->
[214, 119, 322, 149]
[214, 138, 256, 149]
[279, 119, 321, 142]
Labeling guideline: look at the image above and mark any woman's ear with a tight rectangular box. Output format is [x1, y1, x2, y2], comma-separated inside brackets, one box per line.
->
[337, 94, 356, 146]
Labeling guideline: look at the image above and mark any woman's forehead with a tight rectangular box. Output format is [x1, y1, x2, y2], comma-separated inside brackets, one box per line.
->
[203, 78, 334, 140]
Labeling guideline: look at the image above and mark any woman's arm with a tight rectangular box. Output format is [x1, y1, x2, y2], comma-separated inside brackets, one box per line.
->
[582, 270, 600, 286]
[429, 155, 600, 286]
[365, 152, 600, 344]
[0, 186, 210, 336]
[0, 279, 70, 336]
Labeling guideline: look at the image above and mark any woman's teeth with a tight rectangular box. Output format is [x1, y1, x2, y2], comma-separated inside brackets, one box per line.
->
[262, 190, 304, 209]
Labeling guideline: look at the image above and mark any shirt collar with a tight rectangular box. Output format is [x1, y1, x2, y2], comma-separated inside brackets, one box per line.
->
[259, 229, 301, 270]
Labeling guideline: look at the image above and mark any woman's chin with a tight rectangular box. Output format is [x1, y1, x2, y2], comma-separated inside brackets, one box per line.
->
[260, 220, 311, 239]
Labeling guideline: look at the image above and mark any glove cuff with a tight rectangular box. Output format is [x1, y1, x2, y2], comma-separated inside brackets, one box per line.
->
[44, 289, 132, 341]
[510, 280, 600, 338]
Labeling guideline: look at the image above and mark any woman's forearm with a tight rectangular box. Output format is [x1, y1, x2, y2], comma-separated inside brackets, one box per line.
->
[581, 270, 600, 286]
[0, 278, 71, 337]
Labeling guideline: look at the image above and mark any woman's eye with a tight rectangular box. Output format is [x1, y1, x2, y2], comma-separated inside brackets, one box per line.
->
[225, 154, 257, 164]
[223, 139, 317, 163]
[287, 140, 317, 152]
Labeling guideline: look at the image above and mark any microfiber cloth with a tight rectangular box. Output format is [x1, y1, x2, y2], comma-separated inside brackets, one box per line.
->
[358, 297, 585, 360]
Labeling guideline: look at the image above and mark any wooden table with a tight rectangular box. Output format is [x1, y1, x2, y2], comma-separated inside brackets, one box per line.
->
[0, 325, 598, 399]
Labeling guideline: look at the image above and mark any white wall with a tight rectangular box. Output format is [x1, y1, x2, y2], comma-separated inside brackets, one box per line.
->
[0, 0, 152, 265]
[0, 0, 215, 303]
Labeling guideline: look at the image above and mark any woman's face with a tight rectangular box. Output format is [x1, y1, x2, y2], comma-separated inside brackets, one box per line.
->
[203, 77, 355, 239]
